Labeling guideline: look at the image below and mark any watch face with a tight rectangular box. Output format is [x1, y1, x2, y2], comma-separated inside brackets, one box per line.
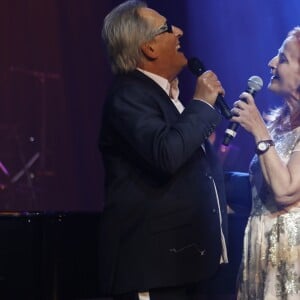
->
[258, 142, 268, 151]
[256, 140, 274, 154]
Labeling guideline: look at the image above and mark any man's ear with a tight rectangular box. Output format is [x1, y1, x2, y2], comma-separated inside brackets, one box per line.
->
[141, 42, 158, 60]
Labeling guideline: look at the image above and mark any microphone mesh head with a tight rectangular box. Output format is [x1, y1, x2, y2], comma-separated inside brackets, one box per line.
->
[248, 75, 263, 92]
[188, 57, 206, 77]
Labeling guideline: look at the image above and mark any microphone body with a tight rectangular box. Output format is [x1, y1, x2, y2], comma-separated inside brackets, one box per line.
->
[222, 76, 264, 146]
[188, 57, 232, 119]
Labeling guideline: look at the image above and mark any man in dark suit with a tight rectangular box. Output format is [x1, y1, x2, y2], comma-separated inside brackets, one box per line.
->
[99, 1, 228, 299]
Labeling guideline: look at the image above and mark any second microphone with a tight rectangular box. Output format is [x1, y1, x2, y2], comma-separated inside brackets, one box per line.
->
[222, 75, 264, 146]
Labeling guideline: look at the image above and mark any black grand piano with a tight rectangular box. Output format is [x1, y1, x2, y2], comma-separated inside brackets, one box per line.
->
[0, 211, 102, 300]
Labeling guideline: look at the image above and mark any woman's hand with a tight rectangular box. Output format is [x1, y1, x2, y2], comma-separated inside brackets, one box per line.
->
[230, 92, 270, 141]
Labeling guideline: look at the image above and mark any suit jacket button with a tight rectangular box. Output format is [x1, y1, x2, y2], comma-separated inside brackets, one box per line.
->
[212, 208, 217, 213]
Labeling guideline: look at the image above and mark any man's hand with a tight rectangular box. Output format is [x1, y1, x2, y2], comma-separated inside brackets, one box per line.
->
[193, 71, 225, 106]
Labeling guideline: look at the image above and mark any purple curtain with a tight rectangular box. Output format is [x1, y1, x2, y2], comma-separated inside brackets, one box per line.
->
[1, 0, 299, 211]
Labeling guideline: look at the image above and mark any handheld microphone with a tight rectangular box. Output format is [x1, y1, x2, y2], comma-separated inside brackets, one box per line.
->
[222, 75, 264, 146]
[188, 57, 232, 120]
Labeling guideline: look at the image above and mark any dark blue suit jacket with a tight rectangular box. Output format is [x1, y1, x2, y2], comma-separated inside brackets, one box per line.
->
[98, 70, 228, 295]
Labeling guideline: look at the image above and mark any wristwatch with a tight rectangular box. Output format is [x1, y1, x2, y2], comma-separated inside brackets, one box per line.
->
[256, 140, 275, 154]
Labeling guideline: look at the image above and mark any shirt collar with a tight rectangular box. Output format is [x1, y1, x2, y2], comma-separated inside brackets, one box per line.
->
[137, 68, 171, 97]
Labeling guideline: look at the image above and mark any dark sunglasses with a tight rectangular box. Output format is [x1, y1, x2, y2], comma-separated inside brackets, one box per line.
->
[155, 21, 173, 36]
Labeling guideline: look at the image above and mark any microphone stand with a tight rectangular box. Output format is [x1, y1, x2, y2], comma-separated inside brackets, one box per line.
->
[10, 66, 61, 171]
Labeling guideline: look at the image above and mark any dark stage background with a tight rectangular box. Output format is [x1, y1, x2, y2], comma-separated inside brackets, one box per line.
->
[1, 0, 299, 211]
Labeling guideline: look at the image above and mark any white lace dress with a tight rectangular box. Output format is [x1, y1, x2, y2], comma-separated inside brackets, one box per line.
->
[237, 127, 300, 300]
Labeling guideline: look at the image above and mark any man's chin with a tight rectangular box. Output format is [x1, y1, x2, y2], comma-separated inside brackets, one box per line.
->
[178, 53, 188, 67]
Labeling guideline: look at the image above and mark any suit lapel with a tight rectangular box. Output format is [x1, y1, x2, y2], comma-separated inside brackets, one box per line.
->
[131, 70, 181, 116]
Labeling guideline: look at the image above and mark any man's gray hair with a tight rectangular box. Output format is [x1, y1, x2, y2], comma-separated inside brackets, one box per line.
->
[102, 0, 157, 74]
